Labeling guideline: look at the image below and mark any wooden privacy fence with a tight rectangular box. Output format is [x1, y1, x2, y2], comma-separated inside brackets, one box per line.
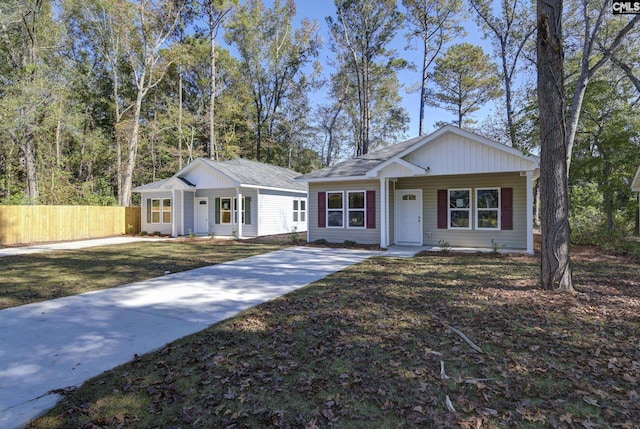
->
[0, 206, 141, 246]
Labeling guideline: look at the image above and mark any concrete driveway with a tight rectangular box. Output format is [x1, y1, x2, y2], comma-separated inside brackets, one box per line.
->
[0, 246, 381, 429]
[0, 237, 167, 258]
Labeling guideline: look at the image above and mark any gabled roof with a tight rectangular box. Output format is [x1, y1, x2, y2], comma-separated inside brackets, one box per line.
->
[197, 158, 306, 191]
[133, 158, 306, 193]
[632, 166, 640, 192]
[296, 125, 539, 182]
[132, 176, 195, 192]
[297, 135, 424, 180]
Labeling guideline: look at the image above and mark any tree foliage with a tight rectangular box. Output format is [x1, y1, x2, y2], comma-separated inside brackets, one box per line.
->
[428, 43, 503, 128]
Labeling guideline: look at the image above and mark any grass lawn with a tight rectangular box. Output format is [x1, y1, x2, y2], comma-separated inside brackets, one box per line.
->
[28, 245, 640, 428]
[0, 239, 284, 310]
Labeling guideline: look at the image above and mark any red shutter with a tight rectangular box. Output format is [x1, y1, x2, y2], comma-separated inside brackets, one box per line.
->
[366, 190, 376, 229]
[501, 188, 513, 230]
[318, 192, 326, 228]
[437, 189, 448, 229]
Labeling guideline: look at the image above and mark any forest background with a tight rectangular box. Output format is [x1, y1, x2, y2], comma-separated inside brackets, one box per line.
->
[0, 0, 639, 246]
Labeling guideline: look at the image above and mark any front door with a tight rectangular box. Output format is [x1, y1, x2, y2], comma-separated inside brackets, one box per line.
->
[395, 189, 423, 245]
[195, 198, 208, 234]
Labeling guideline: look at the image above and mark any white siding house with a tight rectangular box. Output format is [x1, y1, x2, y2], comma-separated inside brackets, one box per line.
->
[297, 125, 539, 254]
[133, 158, 307, 238]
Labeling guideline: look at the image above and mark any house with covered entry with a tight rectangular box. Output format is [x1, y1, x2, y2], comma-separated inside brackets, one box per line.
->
[133, 158, 307, 238]
[296, 125, 540, 254]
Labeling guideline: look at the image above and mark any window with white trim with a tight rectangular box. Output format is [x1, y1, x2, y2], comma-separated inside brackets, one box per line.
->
[147, 198, 171, 224]
[233, 197, 248, 224]
[347, 191, 365, 228]
[221, 197, 232, 224]
[293, 199, 306, 222]
[449, 189, 471, 229]
[327, 192, 343, 227]
[476, 188, 500, 229]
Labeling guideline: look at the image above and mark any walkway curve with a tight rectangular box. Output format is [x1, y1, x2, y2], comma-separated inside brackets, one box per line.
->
[0, 246, 381, 429]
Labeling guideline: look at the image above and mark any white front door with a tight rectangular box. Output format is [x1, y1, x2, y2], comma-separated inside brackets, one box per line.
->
[195, 198, 208, 234]
[395, 189, 423, 245]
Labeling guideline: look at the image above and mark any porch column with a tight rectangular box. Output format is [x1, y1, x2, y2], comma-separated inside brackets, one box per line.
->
[236, 188, 243, 238]
[526, 171, 534, 255]
[380, 177, 389, 248]
[171, 189, 178, 238]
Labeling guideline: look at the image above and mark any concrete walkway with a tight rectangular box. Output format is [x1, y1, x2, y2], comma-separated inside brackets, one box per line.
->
[0, 246, 381, 429]
[0, 237, 167, 258]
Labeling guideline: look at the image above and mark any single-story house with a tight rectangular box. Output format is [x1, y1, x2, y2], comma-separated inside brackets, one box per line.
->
[133, 158, 307, 238]
[632, 166, 640, 235]
[296, 125, 540, 254]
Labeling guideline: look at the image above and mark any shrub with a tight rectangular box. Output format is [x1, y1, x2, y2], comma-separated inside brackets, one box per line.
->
[343, 240, 357, 247]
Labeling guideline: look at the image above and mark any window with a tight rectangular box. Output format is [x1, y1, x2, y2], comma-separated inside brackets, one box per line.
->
[449, 189, 471, 229]
[221, 197, 232, 224]
[147, 198, 170, 224]
[293, 199, 306, 222]
[327, 192, 343, 227]
[476, 188, 500, 229]
[347, 191, 365, 228]
[233, 197, 248, 224]
[162, 199, 171, 223]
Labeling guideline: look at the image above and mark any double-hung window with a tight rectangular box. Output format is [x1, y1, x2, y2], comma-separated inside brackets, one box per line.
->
[293, 199, 306, 222]
[233, 197, 248, 224]
[449, 189, 471, 229]
[220, 197, 232, 224]
[347, 191, 365, 228]
[327, 192, 344, 227]
[148, 198, 171, 224]
[476, 188, 500, 229]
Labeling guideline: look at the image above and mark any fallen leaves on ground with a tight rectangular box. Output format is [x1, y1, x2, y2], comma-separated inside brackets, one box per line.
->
[29, 246, 640, 428]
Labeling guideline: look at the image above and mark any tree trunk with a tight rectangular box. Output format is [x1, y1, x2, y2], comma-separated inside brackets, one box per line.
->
[209, 13, 217, 160]
[119, 90, 144, 207]
[419, 39, 429, 136]
[178, 65, 183, 169]
[537, 0, 573, 291]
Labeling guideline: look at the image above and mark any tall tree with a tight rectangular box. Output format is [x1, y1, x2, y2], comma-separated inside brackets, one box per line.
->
[202, 0, 237, 160]
[402, 0, 464, 136]
[0, 0, 61, 203]
[225, 0, 320, 163]
[468, 0, 536, 148]
[428, 43, 503, 128]
[537, 0, 573, 291]
[327, 0, 403, 155]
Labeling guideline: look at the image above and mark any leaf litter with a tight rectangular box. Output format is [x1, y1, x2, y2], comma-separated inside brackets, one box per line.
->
[29, 245, 640, 428]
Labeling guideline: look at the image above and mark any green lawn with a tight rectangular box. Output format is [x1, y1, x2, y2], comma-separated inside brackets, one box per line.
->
[0, 239, 284, 310]
[27, 245, 640, 428]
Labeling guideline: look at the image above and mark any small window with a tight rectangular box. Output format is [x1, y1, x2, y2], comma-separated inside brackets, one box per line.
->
[293, 199, 306, 223]
[221, 198, 232, 224]
[347, 191, 365, 228]
[402, 194, 417, 201]
[233, 197, 247, 224]
[476, 188, 500, 229]
[151, 199, 161, 224]
[327, 192, 343, 227]
[162, 199, 171, 223]
[449, 189, 471, 229]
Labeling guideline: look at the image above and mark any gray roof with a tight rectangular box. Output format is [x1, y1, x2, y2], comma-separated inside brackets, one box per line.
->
[199, 158, 306, 191]
[132, 176, 195, 192]
[297, 135, 424, 180]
